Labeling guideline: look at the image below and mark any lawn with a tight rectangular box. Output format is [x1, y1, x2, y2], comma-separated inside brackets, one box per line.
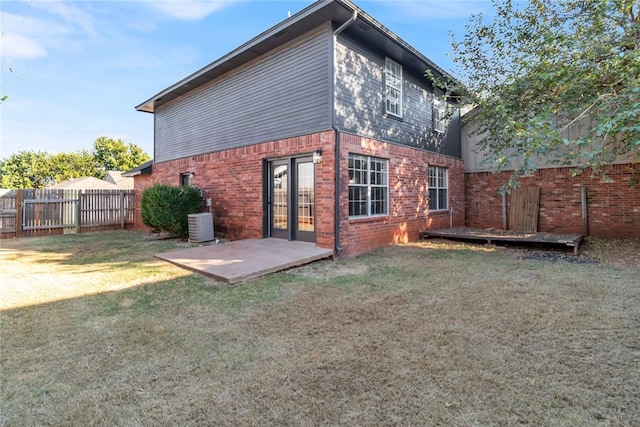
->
[1, 231, 639, 425]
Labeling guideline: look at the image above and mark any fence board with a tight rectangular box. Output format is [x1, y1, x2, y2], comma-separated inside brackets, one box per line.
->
[0, 189, 135, 238]
[0, 190, 17, 233]
[509, 187, 541, 232]
[22, 190, 76, 231]
[79, 190, 135, 228]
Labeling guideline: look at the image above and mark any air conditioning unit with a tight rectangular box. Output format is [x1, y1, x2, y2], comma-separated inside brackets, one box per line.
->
[188, 213, 214, 243]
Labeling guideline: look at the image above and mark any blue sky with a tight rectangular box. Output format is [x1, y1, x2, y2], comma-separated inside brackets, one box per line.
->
[1, 0, 493, 159]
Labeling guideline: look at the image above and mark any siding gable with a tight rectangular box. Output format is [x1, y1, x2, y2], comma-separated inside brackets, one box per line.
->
[155, 23, 332, 163]
[335, 33, 461, 158]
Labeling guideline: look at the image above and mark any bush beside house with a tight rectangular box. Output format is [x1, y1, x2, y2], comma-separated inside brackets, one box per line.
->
[141, 184, 202, 238]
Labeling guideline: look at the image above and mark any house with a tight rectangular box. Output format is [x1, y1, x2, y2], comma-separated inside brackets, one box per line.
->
[133, 0, 465, 257]
[48, 176, 120, 190]
[104, 171, 134, 189]
[48, 172, 134, 190]
[462, 116, 640, 238]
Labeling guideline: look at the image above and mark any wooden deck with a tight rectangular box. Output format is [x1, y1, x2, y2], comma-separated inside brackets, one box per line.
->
[422, 227, 584, 255]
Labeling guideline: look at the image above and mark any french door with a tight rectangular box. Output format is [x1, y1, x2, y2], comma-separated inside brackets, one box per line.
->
[266, 157, 316, 243]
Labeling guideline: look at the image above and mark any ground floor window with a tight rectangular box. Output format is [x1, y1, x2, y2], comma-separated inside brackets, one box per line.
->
[348, 154, 388, 217]
[428, 166, 448, 211]
[180, 172, 193, 187]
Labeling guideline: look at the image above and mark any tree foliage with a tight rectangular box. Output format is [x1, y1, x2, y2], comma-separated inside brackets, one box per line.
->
[0, 137, 151, 189]
[444, 0, 640, 184]
[93, 137, 151, 179]
[0, 151, 54, 189]
[50, 151, 97, 183]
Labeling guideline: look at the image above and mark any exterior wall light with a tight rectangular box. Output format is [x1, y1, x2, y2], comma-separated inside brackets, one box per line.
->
[313, 149, 323, 164]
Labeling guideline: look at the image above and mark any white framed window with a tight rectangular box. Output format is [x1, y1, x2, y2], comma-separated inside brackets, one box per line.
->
[433, 97, 447, 133]
[349, 154, 389, 217]
[385, 58, 402, 118]
[428, 166, 448, 211]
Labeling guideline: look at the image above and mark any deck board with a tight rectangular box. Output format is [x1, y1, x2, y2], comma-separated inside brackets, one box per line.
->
[422, 227, 584, 254]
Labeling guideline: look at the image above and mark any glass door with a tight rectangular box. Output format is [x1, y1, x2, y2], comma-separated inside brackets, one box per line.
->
[270, 160, 289, 239]
[295, 158, 315, 243]
[266, 157, 316, 243]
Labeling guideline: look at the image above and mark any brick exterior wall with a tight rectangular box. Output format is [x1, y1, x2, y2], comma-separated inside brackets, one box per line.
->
[132, 174, 154, 231]
[133, 131, 337, 250]
[465, 163, 640, 238]
[133, 130, 465, 257]
[338, 132, 465, 258]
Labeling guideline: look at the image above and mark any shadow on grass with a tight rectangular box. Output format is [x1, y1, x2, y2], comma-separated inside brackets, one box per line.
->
[3, 240, 639, 426]
[1, 230, 186, 266]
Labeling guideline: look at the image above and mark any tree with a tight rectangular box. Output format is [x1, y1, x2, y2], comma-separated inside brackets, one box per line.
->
[92, 137, 151, 179]
[0, 138, 151, 189]
[0, 151, 55, 189]
[445, 0, 640, 185]
[50, 150, 97, 183]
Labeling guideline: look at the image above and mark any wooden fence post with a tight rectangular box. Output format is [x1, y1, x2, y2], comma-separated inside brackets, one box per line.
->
[76, 190, 82, 234]
[581, 187, 588, 236]
[15, 190, 23, 238]
[501, 193, 507, 230]
[120, 191, 126, 229]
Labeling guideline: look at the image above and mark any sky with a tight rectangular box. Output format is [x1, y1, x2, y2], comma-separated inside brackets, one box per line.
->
[0, 0, 494, 159]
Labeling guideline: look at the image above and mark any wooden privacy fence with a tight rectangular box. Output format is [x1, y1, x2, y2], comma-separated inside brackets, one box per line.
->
[0, 189, 135, 238]
[508, 187, 541, 233]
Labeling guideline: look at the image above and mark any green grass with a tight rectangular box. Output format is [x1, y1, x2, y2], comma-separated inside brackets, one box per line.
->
[1, 233, 639, 425]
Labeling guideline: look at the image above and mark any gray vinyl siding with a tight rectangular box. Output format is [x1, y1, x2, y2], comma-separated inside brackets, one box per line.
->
[155, 23, 332, 163]
[335, 34, 461, 158]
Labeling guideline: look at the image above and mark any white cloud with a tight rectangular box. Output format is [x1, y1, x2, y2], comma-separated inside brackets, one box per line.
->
[0, 7, 87, 61]
[32, 1, 98, 34]
[1, 34, 47, 59]
[146, 0, 237, 21]
[127, 20, 158, 34]
[0, 13, 53, 61]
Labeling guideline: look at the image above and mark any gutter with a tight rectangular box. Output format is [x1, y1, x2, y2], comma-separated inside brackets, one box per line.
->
[332, 8, 357, 254]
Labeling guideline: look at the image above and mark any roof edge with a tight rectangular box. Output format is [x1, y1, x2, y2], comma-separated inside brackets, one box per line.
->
[122, 160, 153, 177]
[135, 0, 461, 113]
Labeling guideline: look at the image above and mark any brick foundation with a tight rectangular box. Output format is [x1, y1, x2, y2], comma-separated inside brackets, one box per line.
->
[465, 163, 640, 238]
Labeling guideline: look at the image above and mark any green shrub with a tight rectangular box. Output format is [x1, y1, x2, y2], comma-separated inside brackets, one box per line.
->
[141, 184, 202, 238]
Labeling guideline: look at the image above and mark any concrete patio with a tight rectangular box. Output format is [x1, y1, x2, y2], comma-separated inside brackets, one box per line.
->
[155, 238, 334, 284]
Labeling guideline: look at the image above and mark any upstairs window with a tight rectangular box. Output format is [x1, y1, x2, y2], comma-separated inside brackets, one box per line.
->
[433, 95, 457, 134]
[433, 97, 447, 133]
[385, 58, 402, 118]
[428, 166, 448, 211]
[349, 154, 389, 218]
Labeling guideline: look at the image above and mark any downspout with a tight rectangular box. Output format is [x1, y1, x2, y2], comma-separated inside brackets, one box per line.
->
[332, 9, 358, 254]
[333, 126, 343, 253]
[334, 9, 357, 38]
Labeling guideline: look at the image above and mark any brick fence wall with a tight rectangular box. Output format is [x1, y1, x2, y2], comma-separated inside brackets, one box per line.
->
[465, 163, 640, 238]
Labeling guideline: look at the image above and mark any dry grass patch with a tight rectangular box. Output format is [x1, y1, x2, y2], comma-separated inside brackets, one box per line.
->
[0, 231, 193, 309]
[1, 234, 639, 425]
